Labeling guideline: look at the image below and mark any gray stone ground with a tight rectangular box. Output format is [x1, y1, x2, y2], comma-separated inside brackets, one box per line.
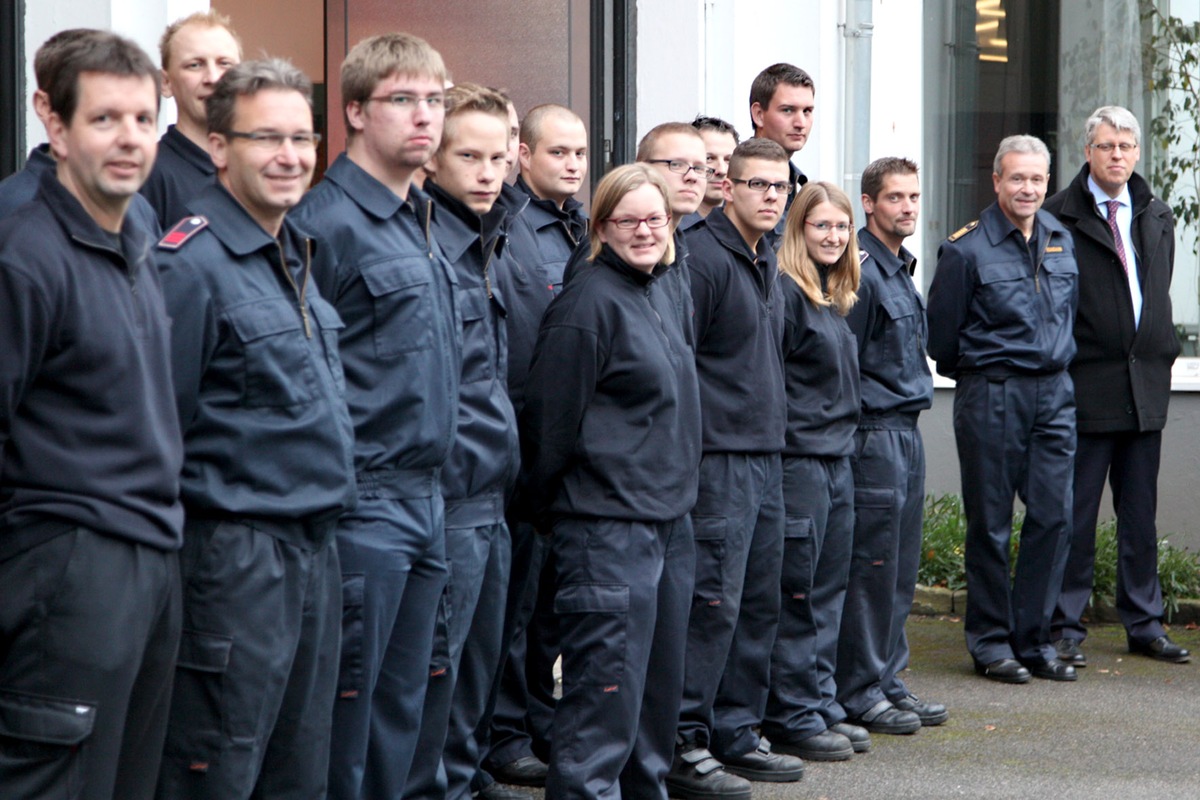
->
[510, 616, 1200, 800]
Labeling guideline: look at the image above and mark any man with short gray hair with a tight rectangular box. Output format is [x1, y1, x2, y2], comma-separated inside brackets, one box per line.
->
[927, 134, 1080, 686]
[1043, 106, 1188, 666]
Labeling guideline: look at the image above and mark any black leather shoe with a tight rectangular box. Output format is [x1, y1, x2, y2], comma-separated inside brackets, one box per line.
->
[1054, 637, 1087, 667]
[1025, 657, 1078, 681]
[491, 756, 548, 787]
[720, 738, 804, 783]
[974, 657, 1031, 684]
[474, 783, 532, 800]
[892, 693, 949, 726]
[1129, 635, 1192, 663]
[848, 699, 921, 734]
[828, 722, 871, 753]
[772, 729, 853, 762]
[666, 744, 752, 800]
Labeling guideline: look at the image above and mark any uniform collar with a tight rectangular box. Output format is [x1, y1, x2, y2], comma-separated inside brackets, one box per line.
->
[705, 205, 773, 263]
[162, 125, 217, 176]
[323, 152, 415, 221]
[187, 181, 308, 258]
[857, 226, 916, 277]
[979, 201, 1062, 246]
[26, 144, 54, 176]
[36, 169, 152, 263]
[514, 174, 587, 241]
[425, 179, 508, 263]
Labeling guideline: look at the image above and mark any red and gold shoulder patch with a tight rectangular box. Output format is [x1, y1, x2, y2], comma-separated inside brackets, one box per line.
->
[158, 216, 208, 250]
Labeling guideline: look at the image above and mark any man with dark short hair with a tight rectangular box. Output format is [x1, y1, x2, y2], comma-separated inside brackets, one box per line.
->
[1044, 106, 1188, 666]
[681, 115, 740, 230]
[837, 157, 943, 735]
[667, 138, 802, 800]
[749, 63, 815, 250]
[154, 58, 355, 799]
[927, 135, 1079, 686]
[140, 11, 242, 227]
[0, 31, 183, 800]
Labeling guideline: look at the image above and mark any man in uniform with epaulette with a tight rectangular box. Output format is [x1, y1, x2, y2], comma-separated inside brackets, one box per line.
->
[292, 33, 462, 800]
[140, 11, 242, 228]
[0, 31, 182, 800]
[838, 158, 942, 737]
[154, 58, 356, 799]
[926, 135, 1079, 686]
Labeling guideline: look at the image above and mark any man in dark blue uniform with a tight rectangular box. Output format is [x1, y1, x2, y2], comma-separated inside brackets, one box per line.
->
[483, 102, 589, 794]
[748, 63, 813, 250]
[140, 11, 242, 228]
[1044, 106, 1189, 666]
[154, 59, 356, 799]
[405, 83, 521, 800]
[679, 115, 740, 231]
[0, 32, 183, 800]
[926, 135, 1079, 685]
[292, 33, 462, 800]
[0, 29, 159, 233]
[838, 158, 941, 733]
[667, 137, 803, 800]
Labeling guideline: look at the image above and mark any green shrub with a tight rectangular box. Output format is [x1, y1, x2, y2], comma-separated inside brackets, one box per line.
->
[918, 494, 1200, 615]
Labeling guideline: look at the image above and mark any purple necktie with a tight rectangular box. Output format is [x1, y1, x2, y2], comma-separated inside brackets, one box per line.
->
[1106, 200, 1128, 275]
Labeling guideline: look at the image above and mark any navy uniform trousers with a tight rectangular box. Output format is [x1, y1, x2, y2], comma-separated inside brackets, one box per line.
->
[0, 529, 180, 800]
[327, 469, 448, 800]
[405, 495, 511, 800]
[678, 453, 784, 760]
[157, 516, 340, 799]
[954, 372, 1075, 665]
[836, 416, 926, 717]
[547, 515, 695, 800]
[764, 455, 854, 739]
[1052, 431, 1168, 645]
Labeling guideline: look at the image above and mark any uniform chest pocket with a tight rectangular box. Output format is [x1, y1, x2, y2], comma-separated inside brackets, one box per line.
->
[880, 292, 923, 364]
[360, 256, 435, 358]
[459, 287, 494, 384]
[226, 298, 316, 408]
[309, 298, 347, 395]
[1040, 254, 1078, 321]
[976, 260, 1031, 326]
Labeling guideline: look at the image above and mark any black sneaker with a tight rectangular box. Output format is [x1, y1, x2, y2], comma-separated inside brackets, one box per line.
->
[719, 737, 804, 783]
[771, 729, 853, 762]
[892, 693, 950, 726]
[666, 744, 752, 800]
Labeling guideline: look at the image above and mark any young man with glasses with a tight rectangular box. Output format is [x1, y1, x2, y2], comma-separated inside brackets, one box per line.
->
[141, 11, 242, 228]
[292, 33, 463, 800]
[154, 59, 356, 800]
[668, 137, 802, 800]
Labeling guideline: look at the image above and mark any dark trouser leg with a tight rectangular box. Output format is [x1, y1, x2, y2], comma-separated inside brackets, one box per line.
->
[444, 523, 511, 800]
[882, 429, 926, 701]
[1010, 373, 1075, 664]
[546, 517, 681, 800]
[523, 544, 559, 762]
[328, 493, 447, 800]
[711, 454, 784, 760]
[1110, 431, 1167, 643]
[0, 529, 179, 800]
[1051, 434, 1113, 643]
[765, 455, 852, 738]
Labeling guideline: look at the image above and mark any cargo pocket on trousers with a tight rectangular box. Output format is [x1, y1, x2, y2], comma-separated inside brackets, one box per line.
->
[168, 629, 233, 765]
[337, 573, 366, 699]
[852, 486, 896, 564]
[554, 583, 630, 688]
[0, 689, 94, 798]
[691, 515, 729, 607]
[780, 516, 816, 601]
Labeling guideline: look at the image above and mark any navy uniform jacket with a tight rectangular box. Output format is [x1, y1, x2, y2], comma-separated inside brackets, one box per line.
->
[0, 171, 184, 559]
[495, 177, 586, 413]
[684, 206, 787, 454]
[292, 154, 462, 480]
[520, 244, 701, 525]
[780, 273, 860, 457]
[847, 227, 934, 416]
[426, 181, 520, 516]
[926, 203, 1078, 379]
[140, 125, 217, 229]
[679, 210, 705, 231]
[1043, 165, 1179, 434]
[157, 182, 355, 529]
[0, 144, 161, 235]
[762, 161, 809, 252]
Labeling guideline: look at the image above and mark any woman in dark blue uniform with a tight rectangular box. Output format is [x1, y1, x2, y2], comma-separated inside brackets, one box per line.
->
[520, 164, 702, 799]
[763, 183, 871, 761]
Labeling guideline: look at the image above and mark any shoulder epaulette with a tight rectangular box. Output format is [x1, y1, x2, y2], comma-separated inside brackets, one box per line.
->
[946, 220, 978, 242]
[858, 249, 869, 264]
[158, 215, 208, 250]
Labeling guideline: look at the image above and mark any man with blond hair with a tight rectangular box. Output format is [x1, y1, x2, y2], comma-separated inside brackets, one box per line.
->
[140, 10, 242, 227]
[292, 32, 461, 800]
